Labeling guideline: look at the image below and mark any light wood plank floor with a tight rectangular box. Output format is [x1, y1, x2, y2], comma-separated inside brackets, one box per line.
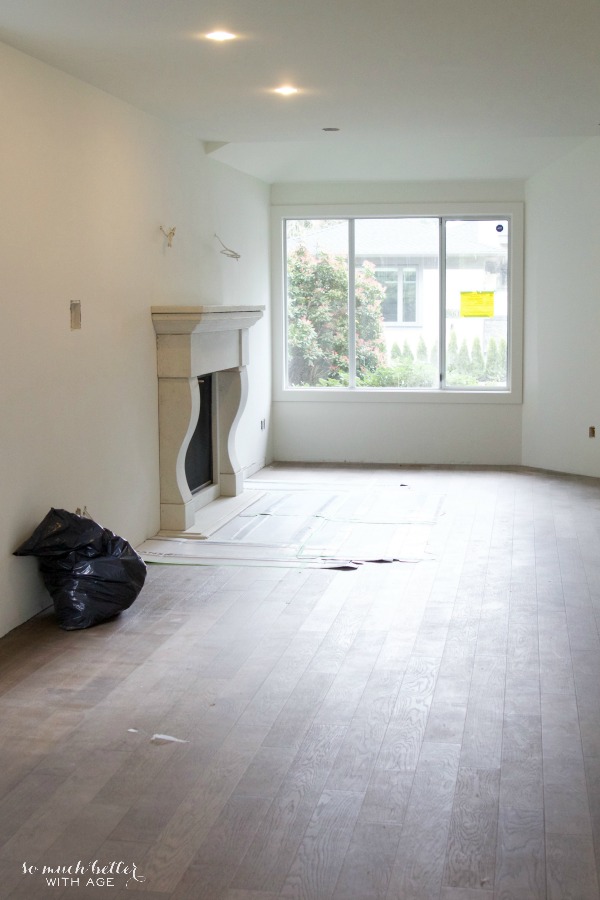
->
[2, 464, 600, 899]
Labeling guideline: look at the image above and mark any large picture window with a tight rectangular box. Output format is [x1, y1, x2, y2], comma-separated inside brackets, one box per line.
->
[283, 212, 518, 394]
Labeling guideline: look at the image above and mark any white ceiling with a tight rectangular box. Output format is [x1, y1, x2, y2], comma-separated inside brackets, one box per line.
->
[1, 0, 598, 182]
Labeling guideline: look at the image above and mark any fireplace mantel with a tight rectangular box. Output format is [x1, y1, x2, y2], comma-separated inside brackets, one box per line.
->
[151, 305, 264, 335]
[152, 305, 264, 532]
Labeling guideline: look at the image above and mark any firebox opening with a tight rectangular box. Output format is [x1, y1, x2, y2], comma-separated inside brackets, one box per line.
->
[184, 374, 213, 493]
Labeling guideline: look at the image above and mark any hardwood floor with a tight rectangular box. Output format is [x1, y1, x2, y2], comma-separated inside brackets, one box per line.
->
[2, 464, 600, 898]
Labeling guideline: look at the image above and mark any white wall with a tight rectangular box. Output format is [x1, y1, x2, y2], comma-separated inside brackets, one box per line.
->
[271, 181, 524, 465]
[274, 400, 522, 464]
[208, 161, 273, 475]
[0, 42, 271, 637]
[523, 137, 600, 476]
[270, 181, 525, 205]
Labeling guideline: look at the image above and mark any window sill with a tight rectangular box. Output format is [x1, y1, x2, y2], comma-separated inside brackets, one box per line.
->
[274, 387, 521, 404]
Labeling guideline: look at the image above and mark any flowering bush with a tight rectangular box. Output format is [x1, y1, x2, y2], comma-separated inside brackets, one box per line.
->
[287, 248, 386, 386]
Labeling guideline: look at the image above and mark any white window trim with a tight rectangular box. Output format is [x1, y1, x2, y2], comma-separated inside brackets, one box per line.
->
[271, 202, 523, 405]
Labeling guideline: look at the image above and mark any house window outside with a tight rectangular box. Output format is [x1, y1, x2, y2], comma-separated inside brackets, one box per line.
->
[283, 211, 518, 394]
[375, 268, 400, 322]
[402, 268, 417, 323]
[375, 266, 418, 324]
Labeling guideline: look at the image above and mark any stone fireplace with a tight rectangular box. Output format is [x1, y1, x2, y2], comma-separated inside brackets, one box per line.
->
[151, 305, 264, 532]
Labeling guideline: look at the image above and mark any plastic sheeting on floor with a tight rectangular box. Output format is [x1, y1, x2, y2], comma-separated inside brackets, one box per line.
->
[138, 483, 443, 570]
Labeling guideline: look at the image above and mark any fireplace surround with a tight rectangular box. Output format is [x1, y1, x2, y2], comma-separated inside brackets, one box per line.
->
[151, 305, 264, 532]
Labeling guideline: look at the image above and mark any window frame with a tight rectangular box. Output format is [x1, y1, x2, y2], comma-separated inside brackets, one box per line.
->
[271, 202, 523, 405]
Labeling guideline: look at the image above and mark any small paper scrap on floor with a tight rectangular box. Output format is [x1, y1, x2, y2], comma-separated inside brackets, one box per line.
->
[151, 733, 190, 745]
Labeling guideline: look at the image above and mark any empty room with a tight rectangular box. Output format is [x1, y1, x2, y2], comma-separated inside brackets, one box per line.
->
[1, 1, 600, 898]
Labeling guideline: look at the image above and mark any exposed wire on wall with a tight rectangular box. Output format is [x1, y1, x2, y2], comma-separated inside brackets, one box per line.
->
[215, 234, 241, 260]
[160, 225, 176, 247]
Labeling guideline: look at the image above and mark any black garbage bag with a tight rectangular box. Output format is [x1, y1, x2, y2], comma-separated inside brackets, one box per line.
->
[14, 508, 146, 630]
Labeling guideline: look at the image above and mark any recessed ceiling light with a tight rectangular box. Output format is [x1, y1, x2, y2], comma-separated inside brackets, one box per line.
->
[274, 85, 299, 96]
[205, 30, 236, 41]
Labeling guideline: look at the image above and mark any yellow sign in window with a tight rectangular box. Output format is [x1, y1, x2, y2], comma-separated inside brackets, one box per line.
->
[460, 291, 495, 317]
